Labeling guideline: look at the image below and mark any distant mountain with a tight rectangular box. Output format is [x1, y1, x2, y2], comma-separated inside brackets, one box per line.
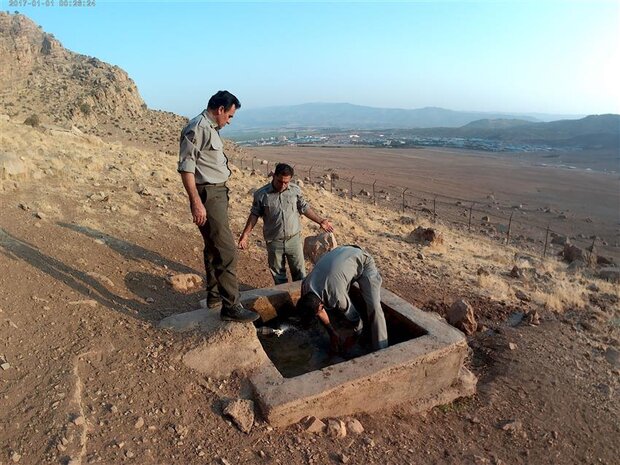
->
[412, 114, 620, 150]
[231, 103, 583, 130]
[461, 118, 533, 130]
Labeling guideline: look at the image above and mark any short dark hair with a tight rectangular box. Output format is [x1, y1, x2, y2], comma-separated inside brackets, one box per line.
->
[296, 292, 322, 327]
[274, 163, 294, 178]
[207, 90, 241, 111]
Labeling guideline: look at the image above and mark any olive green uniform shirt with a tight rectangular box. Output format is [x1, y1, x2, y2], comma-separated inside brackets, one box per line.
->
[250, 182, 309, 242]
[178, 111, 231, 184]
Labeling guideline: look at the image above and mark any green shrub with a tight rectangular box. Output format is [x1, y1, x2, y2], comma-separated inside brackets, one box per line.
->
[79, 102, 92, 116]
[24, 114, 40, 127]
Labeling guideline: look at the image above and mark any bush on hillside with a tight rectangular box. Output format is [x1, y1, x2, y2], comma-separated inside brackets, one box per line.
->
[24, 114, 40, 127]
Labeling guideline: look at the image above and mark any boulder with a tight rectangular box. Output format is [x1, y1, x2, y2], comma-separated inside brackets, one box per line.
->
[407, 226, 444, 247]
[167, 273, 203, 292]
[304, 232, 338, 264]
[562, 244, 586, 264]
[446, 299, 477, 335]
[550, 234, 569, 246]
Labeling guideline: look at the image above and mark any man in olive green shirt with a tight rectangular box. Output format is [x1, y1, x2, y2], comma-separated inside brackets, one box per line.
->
[178, 90, 258, 323]
[238, 163, 334, 284]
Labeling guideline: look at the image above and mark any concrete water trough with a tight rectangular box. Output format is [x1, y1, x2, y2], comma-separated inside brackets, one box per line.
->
[161, 281, 476, 427]
[245, 282, 476, 427]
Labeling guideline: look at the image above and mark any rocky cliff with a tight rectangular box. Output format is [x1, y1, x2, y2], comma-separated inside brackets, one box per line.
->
[0, 12, 186, 153]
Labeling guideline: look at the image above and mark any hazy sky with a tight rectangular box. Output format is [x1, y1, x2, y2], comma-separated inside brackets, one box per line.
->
[10, 0, 620, 117]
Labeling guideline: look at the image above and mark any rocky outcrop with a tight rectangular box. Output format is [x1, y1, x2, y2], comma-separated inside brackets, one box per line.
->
[0, 12, 186, 152]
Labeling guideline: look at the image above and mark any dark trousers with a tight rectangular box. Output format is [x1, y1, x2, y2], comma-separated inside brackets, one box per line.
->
[197, 184, 239, 308]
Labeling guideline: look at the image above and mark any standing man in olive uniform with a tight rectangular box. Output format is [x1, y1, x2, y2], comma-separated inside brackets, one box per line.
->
[238, 163, 334, 284]
[178, 90, 258, 322]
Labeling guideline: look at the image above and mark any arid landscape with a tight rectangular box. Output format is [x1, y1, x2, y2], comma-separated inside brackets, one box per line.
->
[1, 11, 619, 465]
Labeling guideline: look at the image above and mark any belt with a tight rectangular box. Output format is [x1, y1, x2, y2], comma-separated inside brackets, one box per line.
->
[282, 231, 301, 241]
[196, 181, 227, 187]
[269, 231, 300, 242]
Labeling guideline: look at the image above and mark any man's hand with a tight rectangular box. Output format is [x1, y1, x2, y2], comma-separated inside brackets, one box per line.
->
[238, 233, 249, 250]
[191, 202, 207, 226]
[319, 219, 334, 233]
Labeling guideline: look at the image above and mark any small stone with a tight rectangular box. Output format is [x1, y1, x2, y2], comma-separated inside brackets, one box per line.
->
[508, 343, 517, 351]
[73, 416, 85, 426]
[604, 348, 620, 368]
[363, 437, 375, 447]
[477, 267, 489, 276]
[524, 310, 540, 326]
[126, 450, 135, 458]
[11, 452, 21, 463]
[145, 297, 154, 303]
[1, 362, 10, 370]
[515, 290, 530, 302]
[109, 404, 118, 413]
[509, 265, 523, 278]
[339, 453, 350, 464]
[223, 399, 254, 434]
[34, 211, 46, 219]
[134, 417, 144, 429]
[326, 419, 347, 438]
[498, 419, 523, 434]
[417, 252, 425, 260]
[300, 416, 326, 434]
[345, 418, 364, 434]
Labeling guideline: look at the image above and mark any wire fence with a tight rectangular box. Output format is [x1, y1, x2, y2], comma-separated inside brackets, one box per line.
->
[229, 155, 619, 263]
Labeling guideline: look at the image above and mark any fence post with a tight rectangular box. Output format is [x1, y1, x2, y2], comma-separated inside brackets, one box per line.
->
[330, 175, 334, 193]
[350, 177, 354, 200]
[587, 236, 597, 264]
[402, 188, 408, 213]
[506, 212, 514, 244]
[251, 157, 256, 171]
[468, 202, 474, 232]
[433, 196, 437, 223]
[372, 180, 377, 205]
[266, 161, 269, 176]
[309, 165, 313, 182]
[543, 225, 550, 258]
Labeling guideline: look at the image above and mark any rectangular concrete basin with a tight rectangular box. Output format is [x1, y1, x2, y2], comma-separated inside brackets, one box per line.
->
[242, 282, 477, 427]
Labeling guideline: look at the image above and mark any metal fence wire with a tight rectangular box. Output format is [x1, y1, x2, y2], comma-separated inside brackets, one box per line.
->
[230, 155, 618, 262]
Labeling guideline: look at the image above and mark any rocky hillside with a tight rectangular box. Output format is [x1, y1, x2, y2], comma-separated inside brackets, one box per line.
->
[0, 12, 185, 153]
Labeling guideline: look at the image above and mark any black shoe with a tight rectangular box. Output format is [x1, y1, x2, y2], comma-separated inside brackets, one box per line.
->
[220, 304, 260, 322]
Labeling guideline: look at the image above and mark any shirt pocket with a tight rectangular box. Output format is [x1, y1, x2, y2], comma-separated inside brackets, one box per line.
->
[210, 135, 224, 151]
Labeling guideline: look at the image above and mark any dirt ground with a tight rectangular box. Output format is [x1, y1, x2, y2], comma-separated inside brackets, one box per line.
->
[247, 146, 620, 253]
[1, 121, 619, 465]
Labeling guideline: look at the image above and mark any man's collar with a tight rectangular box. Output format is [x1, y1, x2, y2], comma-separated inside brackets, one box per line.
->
[202, 110, 218, 129]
